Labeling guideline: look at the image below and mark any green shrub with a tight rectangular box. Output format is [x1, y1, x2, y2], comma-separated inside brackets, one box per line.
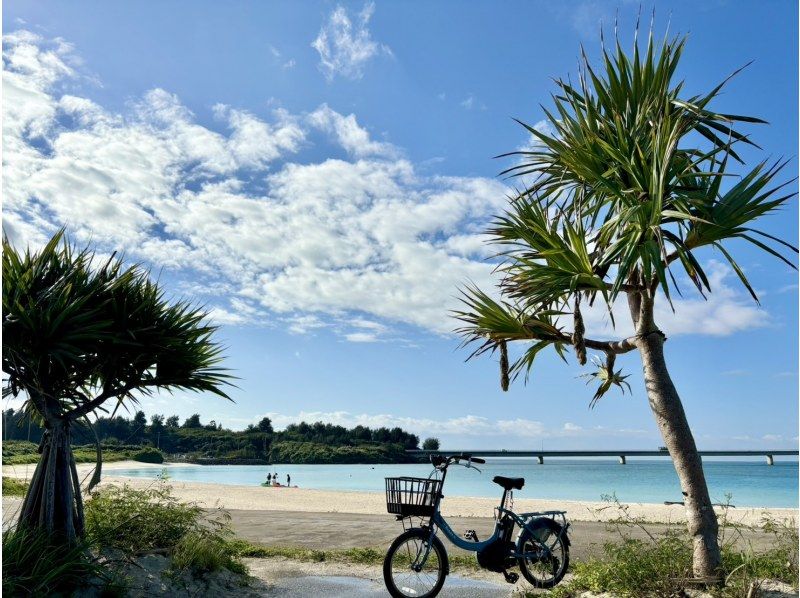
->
[85, 484, 203, 553]
[132, 447, 164, 463]
[171, 529, 247, 576]
[2, 525, 104, 597]
[547, 508, 799, 598]
[2, 477, 28, 496]
[551, 532, 692, 597]
[85, 483, 248, 578]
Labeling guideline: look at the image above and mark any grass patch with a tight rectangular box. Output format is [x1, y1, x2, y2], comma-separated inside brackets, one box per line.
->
[2, 476, 28, 496]
[229, 540, 482, 570]
[172, 529, 248, 576]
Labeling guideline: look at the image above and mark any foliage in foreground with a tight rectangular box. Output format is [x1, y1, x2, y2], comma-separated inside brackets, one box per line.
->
[2, 525, 107, 597]
[85, 483, 247, 577]
[4, 483, 249, 596]
[547, 514, 798, 597]
[172, 530, 248, 576]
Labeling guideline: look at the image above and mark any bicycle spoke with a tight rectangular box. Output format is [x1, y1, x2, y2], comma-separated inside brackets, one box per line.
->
[389, 535, 441, 597]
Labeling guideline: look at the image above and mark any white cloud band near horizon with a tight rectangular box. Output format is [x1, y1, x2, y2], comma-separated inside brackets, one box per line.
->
[2, 29, 773, 346]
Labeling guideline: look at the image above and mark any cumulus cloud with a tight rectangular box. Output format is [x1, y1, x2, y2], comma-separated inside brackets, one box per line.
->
[2, 30, 772, 345]
[311, 2, 391, 81]
[222, 410, 656, 447]
[575, 261, 769, 339]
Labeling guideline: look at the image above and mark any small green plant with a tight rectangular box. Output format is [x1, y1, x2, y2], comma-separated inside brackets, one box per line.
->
[2, 476, 28, 496]
[171, 529, 247, 576]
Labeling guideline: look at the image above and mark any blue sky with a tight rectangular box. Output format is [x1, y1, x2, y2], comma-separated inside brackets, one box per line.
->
[3, 0, 798, 450]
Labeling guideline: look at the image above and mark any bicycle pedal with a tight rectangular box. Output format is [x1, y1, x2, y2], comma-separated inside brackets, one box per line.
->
[502, 571, 519, 584]
[463, 529, 479, 541]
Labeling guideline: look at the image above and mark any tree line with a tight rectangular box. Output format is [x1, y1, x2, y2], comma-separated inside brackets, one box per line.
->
[2, 408, 420, 461]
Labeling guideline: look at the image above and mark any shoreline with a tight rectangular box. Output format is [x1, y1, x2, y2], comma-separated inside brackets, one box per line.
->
[3, 461, 798, 526]
[4, 461, 795, 526]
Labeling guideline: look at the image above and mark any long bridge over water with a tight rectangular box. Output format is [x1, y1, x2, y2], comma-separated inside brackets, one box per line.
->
[408, 449, 799, 465]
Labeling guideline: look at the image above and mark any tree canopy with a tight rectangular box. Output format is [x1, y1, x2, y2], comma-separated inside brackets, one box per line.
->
[455, 32, 797, 399]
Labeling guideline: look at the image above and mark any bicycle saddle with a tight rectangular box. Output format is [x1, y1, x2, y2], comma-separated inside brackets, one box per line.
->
[492, 476, 524, 490]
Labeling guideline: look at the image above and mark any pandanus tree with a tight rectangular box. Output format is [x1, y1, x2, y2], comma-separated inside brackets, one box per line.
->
[2, 231, 232, 544]
[454, 32, 796, 580]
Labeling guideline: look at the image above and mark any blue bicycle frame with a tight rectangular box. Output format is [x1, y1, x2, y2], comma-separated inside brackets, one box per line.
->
[414, 459, 569, 566]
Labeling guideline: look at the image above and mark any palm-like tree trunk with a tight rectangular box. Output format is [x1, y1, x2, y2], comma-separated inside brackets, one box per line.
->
[19, 417, 84, 544]
[632, 294, 721, 579]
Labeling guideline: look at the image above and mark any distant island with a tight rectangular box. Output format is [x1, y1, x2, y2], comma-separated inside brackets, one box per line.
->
[1, 408, 425, 465]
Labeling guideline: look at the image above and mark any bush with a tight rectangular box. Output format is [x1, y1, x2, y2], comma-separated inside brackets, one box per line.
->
[172, 529, 247, 575]
[85, 484, 247, 578]
[2, 525, 104, 597]
[547, 504, 799, 598]
[86, 485, 203, 553]
[132, 447, 164, 463]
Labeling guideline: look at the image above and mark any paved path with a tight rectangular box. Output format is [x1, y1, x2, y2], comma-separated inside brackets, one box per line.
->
[260, 573, 507, 597]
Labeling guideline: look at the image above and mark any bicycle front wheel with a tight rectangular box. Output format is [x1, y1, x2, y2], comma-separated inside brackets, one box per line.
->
[383, 528, 448, 598]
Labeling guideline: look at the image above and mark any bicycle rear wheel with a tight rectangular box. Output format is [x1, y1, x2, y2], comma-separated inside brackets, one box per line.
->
[517, 518, 570, 588]
[383, 528, 448, 598]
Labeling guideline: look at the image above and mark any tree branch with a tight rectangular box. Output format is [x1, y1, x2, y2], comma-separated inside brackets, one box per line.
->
[513, 326, 639, 355]
[66, 381, 160, 421]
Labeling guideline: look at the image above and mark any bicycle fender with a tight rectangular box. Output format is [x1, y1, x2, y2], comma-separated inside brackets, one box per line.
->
[517, 517, 571, 547]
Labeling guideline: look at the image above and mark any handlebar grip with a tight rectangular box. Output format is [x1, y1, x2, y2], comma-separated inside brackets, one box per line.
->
[471, 457, 486, 464]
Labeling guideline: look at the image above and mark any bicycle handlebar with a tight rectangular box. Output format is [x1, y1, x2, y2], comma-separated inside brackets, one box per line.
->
[430, 453, 485, 468]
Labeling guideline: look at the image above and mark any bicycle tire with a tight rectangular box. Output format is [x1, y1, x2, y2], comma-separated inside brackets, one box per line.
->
[517, 518, 570, 588]
[383, 528, 449, 598]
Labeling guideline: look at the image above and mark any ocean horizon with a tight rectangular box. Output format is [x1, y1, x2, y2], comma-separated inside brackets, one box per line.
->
[110, 457, 799, 508]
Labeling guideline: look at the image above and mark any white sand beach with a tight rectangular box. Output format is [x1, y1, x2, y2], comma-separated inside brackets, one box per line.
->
[3, 461, 795, 526]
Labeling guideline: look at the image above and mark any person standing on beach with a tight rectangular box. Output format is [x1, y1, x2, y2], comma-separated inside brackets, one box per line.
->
[266, 473, 271, 485]
[287, 474, 291, 487]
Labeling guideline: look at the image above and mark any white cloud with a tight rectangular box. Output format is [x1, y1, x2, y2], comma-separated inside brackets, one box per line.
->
[307, 103, 396, 158]
[2, 30, 774, 347]
[311, 2, 391, 81]
[576, 261, 769, 339]
[259, 410, 647, 441]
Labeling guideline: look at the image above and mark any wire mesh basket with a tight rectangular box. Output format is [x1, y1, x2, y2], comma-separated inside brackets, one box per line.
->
[385, 476, 442, 517]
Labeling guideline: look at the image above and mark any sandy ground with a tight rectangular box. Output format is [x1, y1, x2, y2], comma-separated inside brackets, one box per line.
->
[3, 460, 796, 526]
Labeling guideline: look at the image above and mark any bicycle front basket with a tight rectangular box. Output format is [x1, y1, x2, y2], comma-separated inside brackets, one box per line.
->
[385, 476, 442, 517]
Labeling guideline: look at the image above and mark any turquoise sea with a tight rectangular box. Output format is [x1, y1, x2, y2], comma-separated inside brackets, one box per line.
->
[111, 458, 798, 508]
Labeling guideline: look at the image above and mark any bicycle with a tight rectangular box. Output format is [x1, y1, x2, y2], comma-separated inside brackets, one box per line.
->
[383, 453, 570, 597]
